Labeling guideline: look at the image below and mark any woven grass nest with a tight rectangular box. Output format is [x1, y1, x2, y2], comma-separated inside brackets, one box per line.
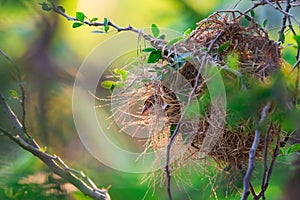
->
[142, 11, 282, 171]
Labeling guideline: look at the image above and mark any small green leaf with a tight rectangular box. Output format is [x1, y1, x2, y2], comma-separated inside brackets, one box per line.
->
[287, 143, 300, 154]
[76, 12, 85, 22]
[104, 26, 109, 32]
[104, 18, 109, 27]
[184, 28, 192, 36]
[90, 17, 98, 22]
[101, 80, 116, 90]
[293, 35, 300, 45]
[250, 9, 255, 18]
[57, 6, 65, 13]
[167, 36, 184, 46]
[114, 69, 128, 81]
[151, 24, 160, 38]
[147, 50, 162, 63]
[142, 47, 156, 52]
[116, 82, 125, 88]
[279, 33, 285, 44]
[39, 2, 52, 11]
[72, 22, 83, 28]
[218, 41, 231, 53]
[263, 19, 268, 28]
[8, 90, 18, 98]
[279, 148, 286, 155]
[103, 18, 109, 32]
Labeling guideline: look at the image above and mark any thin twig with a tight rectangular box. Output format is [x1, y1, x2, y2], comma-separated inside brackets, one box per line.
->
[0, 94, 38, 148]
[249, 182, 257, 199]
[263, 133, 281, 193]
[241, 102, 271, 200]
[20, 78, 27, 134]
[260, 122, 272, 200]
[264, 0, 300, 26]
[165, 31, 224, 200]
[278, 0, 291, 43]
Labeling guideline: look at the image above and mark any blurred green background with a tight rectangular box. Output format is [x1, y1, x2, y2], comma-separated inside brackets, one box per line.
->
[0, 0, 299, 200]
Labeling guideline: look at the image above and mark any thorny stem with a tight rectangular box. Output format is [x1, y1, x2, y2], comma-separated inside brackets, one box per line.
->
[165, 31, 224, 200]
[278, 0, 291, 43]
[241, 102, 271, 200]
[49, 1, 139, 33]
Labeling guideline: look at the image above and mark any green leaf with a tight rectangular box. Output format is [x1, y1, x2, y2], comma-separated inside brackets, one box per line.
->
[250, 9, 255, 18]
[263, 19, 268, 28]
[116, 82, 125, 88]
[39, 2, 52, 11]
[103, 18, 109, 26]
[103, 18, 109, 32]
[218, 41, 231, 53]
[147, 50, 162, 63]
[279, 147, 286, 155]
[142, 47, 156, 52]
[72, 22, 83, 28]
[90, 17, 98, 22]
[184, 28, 192, 36]
[293, 35, 300, 45]
[104, 26, 109, 32]
[151, 24, 160, 38]
[279, 33, 285, 44]
[166, 36, 184, 46]
[114, 69, 128, 81]
[101, 80, 116, 90]
[76, 12, 85, 22]
[287, 143, 300, 154]
[57, 6, 65, 13]
[8, 90, 18, 98]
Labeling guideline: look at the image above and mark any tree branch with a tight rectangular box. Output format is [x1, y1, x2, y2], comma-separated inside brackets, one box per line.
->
[241, 102, 271, 200]
[48, 1, 139, 33]
[0, 94, 111, 200]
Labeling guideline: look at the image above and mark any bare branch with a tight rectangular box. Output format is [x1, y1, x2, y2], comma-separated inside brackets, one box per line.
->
[264, 0, 300, 26]
[241, 102, 271, 200]
[0, 94, 111, 200]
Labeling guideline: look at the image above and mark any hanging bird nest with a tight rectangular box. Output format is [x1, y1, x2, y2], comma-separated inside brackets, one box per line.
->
[141, 11, 282, 171]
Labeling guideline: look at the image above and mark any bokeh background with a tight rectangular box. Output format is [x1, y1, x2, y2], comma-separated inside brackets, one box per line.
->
[0, 0, 299, 199]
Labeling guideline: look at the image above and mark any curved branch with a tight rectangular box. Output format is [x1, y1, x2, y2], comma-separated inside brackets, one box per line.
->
[0, 94, 110, 200]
